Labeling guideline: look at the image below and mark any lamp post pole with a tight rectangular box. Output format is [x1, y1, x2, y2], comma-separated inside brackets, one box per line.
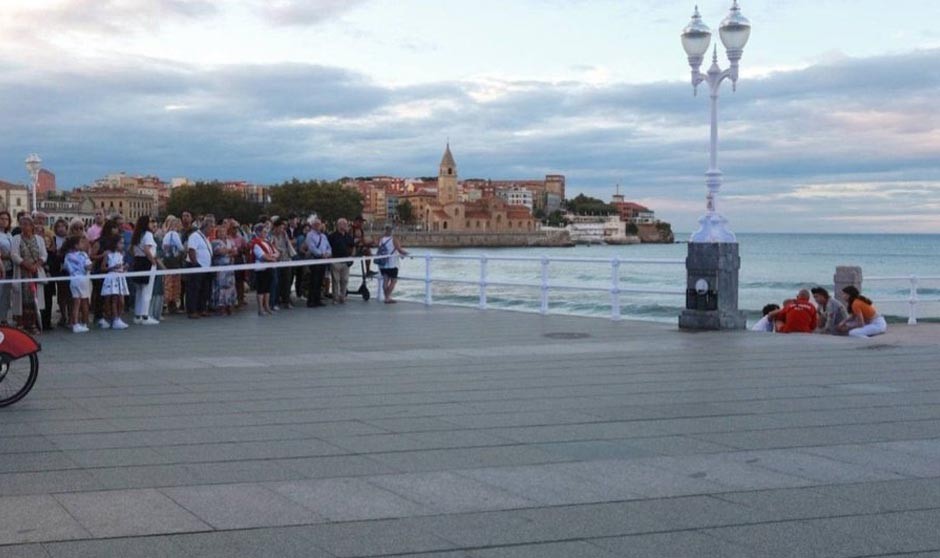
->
[682, 2, 751, 243]
[25, 154, 42, 215]
[678, 2, 751, 330]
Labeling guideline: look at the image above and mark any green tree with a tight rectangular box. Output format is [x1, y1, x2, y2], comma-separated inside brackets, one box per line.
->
[166, 182, 262, 223]
[565, 194, 615, 215]
[267, 179, 364, 226]
[546, 210, 568, 227]
[396, 200, 415, 225]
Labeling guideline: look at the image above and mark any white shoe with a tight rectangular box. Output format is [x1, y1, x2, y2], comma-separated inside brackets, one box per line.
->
[140, 317, 160, 326]
[111, 319, 129, 330]
[72, 324, 87, 334]
[98, 319, 111, 330]
[79, 324, 90, 333]
[133, 317, 143, 325]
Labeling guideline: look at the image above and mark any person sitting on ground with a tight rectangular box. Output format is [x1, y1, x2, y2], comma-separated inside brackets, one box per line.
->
[771, 290, 817, 334]
[751, 303, 780, 332]
[838, 286, 887, 338]
[811, 286, 848, 335]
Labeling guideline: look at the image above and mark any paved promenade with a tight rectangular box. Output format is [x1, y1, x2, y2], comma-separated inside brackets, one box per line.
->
[1, 302, 939, 557]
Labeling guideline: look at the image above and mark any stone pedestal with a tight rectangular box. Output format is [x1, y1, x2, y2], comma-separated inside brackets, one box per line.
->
[679, 242, 747, 331]
[834, 266, 862, 299]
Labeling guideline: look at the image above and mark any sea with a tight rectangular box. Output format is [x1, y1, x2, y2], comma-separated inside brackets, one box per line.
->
[385, 234, 940, 324]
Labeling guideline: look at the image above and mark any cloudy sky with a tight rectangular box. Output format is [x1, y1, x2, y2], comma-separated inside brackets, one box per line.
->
[1, 0, 939, 233]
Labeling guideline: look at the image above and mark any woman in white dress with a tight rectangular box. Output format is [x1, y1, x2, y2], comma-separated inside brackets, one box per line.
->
[130, 215, 162, 325]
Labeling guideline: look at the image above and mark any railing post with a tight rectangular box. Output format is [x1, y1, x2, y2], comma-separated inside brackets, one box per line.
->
[610, 257, 621, 321]
[540, 256, 549, 315]
[424, 254, 433, 306]
[479, 255, 488, 310]
[908, 275, 918, 325]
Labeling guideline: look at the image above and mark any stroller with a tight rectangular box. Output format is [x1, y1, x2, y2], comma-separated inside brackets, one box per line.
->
[350, 259, 371, 301]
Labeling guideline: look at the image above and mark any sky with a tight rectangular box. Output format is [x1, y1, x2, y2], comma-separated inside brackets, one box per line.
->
[1, 0, 939, 233]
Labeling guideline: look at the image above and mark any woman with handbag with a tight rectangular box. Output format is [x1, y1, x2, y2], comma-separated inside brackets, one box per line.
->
[161, 215, 184, 314]
[130, 215, 162, 325]
[10, 215, 47, 334]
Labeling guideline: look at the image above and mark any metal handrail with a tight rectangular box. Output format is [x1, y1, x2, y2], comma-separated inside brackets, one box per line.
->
[376, 253, 686, 321]
[859, 275, 940, 325]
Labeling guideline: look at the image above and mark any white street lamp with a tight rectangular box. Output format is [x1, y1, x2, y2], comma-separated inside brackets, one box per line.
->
[25, 153, 42, 214]
[681, 1, 751, 243]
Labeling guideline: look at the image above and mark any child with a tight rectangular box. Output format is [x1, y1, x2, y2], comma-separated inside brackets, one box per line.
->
[101, 236, 130, 330]
[63, 236, 92, 333]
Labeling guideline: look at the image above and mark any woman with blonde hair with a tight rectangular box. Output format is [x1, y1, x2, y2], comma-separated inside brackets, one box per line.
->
[161, 215, 184, 314]
[10, 215, 47, 334]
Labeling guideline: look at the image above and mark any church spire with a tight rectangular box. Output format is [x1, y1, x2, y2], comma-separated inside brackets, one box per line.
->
[440, 142, 456, 171]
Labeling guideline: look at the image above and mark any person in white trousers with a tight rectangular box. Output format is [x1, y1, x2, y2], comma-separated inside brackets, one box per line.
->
[130, 216, 163, 325]
[838, 285, 887, 338]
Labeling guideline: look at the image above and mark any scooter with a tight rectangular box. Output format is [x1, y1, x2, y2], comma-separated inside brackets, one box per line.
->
[351, 260, 371, 301]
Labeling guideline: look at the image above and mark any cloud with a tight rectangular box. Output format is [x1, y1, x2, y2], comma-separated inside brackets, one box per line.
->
[9, 0, 217, 34]
[0, 44, 938, 233]
[260, 0, 371, 26]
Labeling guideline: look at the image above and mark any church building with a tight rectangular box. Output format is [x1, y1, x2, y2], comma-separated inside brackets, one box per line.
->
[410, 144, 537, 233]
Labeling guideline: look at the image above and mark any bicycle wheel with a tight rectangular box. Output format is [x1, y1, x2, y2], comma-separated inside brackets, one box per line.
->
[0, 354, 39, 408]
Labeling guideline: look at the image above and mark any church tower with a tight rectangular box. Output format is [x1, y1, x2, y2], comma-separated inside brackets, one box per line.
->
[438, 143, 458, 205]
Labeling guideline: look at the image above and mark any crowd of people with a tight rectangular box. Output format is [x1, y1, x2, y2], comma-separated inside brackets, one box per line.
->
[0, 210, 408, 334]
[752, 286, 888, 338]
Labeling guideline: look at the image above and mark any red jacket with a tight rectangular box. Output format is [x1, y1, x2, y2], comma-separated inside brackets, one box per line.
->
[777, 299, 818, 333]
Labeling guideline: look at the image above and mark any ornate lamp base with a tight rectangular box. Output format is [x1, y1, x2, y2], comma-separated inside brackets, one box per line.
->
[690, 212, 736, 244]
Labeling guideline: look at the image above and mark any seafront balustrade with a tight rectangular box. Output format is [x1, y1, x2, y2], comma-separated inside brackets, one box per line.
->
[375, 253, 687, 321]
[865, 275, 940, 325]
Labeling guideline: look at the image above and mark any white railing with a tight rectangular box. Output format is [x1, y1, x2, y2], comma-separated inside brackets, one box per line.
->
[865, 275, 940, 325]
[374, 254, 686, 321]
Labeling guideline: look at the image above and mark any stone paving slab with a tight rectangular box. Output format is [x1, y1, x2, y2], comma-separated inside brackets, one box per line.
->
[0, 303, 938, 556]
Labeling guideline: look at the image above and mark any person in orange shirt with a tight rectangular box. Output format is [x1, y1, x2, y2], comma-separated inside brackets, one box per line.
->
[838, 286, 887, 338]
[772, 290, 817, 334]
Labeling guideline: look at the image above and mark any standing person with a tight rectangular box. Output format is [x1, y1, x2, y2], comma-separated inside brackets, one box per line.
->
[838, 286, 888, 338]
[101, 235, 130, 329]
[328, 218, 356, 304]
[376, 225, 408, 304]
[250, 224, 278, 316]
[811, 287, 848, 335]
[49, 219, 70, 329]
[211, 224, 237, 316]
[86, 210, 105, 243]
[0, 211, 14, 325]
[185, 215, 214, 319]
[63, 236, 92, 333]
[161, 215, 184, 314]
[36, 214, 58, 331]
[293, 222, 309, 299]
[271, 219, 296, 309]
[303, 218, 331, 308]
[351, 216, 376, 277]
[130, 215, 161, 325]
[10, 216, 47, 334]
[91, 219, 120, 328]
[228, 221, 248, 308]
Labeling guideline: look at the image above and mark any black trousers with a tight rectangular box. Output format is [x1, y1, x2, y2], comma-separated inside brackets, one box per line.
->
[42, 281, 55, 330]
[306, 263, 325, 306]
[186, 270, 212, 314]
[277, 268, 293, 304]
